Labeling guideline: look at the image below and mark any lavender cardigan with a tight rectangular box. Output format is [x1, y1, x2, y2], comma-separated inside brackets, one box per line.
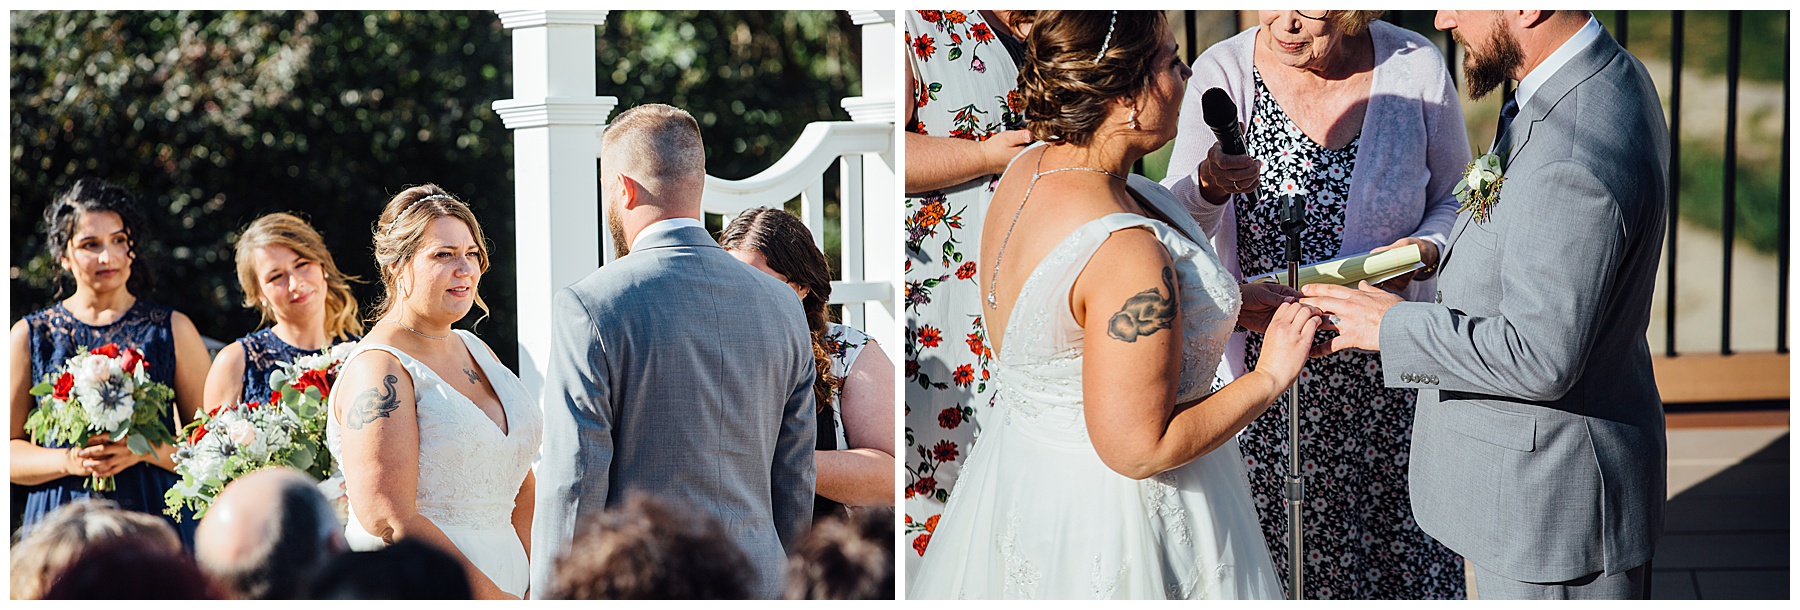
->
[1162, 22, 1470, 380]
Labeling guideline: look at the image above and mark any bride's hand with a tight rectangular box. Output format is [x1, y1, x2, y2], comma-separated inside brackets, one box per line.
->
[1253, 301, 1322, 388]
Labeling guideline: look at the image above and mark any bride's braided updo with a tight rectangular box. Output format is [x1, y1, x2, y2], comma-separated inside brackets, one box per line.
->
[1017, 11, 1169, 146]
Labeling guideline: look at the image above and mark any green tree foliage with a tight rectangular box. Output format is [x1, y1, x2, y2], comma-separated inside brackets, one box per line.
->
[12, 10, 859, 366]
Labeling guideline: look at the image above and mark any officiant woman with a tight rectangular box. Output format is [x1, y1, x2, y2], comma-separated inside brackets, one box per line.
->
[1162, 10, 1470, 599]
[9, 179, 210, 546]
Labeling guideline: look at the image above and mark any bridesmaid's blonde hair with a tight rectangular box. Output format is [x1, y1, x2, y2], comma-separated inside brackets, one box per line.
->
[234, 212, 364, 340]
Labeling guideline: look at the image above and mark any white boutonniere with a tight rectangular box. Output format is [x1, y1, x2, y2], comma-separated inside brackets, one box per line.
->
[1453, 153, 1506, 223]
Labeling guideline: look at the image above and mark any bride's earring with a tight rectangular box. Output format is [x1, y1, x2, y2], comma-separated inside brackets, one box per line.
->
[1128, 107, 1140, 130]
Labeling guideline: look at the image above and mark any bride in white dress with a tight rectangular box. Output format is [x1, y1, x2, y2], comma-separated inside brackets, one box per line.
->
[911, 12, 1321, 599]
[327, 186, 542, 599]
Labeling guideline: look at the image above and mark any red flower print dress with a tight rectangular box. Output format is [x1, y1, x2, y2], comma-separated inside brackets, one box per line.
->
[902, 8, 1026, 585]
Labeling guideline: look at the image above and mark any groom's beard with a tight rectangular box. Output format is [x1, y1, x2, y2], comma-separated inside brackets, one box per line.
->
[1457, 24, 1524, 101]
[606, 200, 630, 259]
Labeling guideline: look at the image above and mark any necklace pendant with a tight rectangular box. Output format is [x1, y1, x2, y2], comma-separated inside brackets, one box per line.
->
[986, 293, 997, 309]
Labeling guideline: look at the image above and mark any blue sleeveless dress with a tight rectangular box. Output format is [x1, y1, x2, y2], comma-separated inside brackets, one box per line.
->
[234, 327, 359, 405]
[16, 300, 197, 547]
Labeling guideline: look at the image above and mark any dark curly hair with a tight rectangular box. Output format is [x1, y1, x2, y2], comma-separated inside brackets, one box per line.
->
[548, 493, 751, 600]
[718, 207, 839, 413]
[783, 509, 895, 600]
[1017, 10, 1169, 146]
[41, 178, 157, 298]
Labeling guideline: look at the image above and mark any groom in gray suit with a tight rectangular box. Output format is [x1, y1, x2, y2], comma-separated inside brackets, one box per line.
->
[530, 103, 817, 599]
[1303, 11, 1667, 599]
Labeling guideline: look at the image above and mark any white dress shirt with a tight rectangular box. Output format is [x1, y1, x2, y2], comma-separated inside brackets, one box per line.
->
[630, 217, 705, 252]
[1515, 16, 1605, 110]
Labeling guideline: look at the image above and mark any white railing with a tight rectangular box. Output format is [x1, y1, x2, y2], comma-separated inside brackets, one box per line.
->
[689, 121, 892, 331]
[494, 10, 896, 401]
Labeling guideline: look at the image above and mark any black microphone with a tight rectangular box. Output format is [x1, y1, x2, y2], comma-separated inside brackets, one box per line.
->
[1200, 87, 1246, 156]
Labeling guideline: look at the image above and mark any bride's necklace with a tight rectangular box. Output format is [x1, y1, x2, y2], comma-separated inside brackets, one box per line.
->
[987, 153, 1127, 309]
[389, 318, 449, 341]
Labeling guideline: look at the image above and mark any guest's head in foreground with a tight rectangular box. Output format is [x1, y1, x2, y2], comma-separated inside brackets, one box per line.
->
[42, 536, 220, 599]
[9, 499, 184, 599]
[719, 207, 839, 410]
[369, 183, 491, 329]
[41, 177, 156, 299]
[784, 509, 896, 600]
[308, 538, 473, 599]
[548, 492, 751, 599]
[195, 467, 347, 599]
[600, 103, 706, 258]
[234, 212, 363, 341]
[1020, 10, 1182, 149]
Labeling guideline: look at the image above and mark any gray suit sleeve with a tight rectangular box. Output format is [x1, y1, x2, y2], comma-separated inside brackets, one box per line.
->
[772, 339, 817, 552]
[530, 286, 615, 597]
[1380, 160, 1625, 402]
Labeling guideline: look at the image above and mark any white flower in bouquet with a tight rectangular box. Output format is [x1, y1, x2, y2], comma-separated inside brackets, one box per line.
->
[26, 344, 176, 491]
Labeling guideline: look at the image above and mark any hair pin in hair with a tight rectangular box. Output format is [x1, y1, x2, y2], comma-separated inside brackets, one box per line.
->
[1094, 10, 1118, 63]
[385, 194, 456, 234]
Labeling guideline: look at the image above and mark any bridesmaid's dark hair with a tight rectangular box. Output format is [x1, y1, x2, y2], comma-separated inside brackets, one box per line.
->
[41, 178, 157, 298]
[718, 207, 839, 412]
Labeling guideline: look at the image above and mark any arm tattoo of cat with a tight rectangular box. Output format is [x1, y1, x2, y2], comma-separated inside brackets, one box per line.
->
[463, 368, 482, 384]
[1107, 266, 1179, 343]
[346, 374, 400, 430]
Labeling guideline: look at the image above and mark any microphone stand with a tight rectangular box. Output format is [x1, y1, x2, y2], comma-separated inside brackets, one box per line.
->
[1277, 194, 1307, 600]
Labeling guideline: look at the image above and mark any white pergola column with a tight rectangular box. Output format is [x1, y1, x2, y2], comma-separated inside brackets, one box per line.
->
[841, 9, 898, 346]
[493, 10, 615, 403]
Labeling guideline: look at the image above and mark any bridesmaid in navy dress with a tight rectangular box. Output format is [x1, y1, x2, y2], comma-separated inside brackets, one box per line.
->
[203, 213, 362, 410]
[9, 179, 212, 545]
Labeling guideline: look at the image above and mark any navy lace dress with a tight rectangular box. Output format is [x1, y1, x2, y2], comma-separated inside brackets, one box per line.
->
[234, 328, 358, 405]
[15, 300, 197, 546]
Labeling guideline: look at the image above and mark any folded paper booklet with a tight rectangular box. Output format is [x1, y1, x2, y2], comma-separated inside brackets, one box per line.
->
[1246, 244, 1424, 287]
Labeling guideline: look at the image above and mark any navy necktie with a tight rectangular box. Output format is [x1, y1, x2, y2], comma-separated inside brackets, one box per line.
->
[1491, 89, 1520, 156]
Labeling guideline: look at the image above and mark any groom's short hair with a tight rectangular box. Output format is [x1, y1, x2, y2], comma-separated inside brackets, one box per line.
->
[602, 103, 706, 205]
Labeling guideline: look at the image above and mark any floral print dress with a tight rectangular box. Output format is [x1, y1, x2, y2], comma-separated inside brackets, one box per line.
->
[902, 9, 1024, 583]
[1230, 70, 1466, 599]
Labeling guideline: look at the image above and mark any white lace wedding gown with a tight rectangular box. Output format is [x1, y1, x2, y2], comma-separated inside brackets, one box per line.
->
[910, 204, 1284, 599]
[326, 330, 542, 597]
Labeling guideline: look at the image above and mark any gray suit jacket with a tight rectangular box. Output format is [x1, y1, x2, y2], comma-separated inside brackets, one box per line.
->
[530, 224, 817, 599]
[1379, 30, 1668, 583]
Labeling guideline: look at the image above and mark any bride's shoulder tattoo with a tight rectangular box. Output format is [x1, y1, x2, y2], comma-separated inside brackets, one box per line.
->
[1107, 265, 1179, 343]
[347, 374, 400, 430]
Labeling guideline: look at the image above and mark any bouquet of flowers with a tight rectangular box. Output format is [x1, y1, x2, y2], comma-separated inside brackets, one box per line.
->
[25, 344, 179, 491]
[164, 399, 306, 519]
[265, 342, 356, 481]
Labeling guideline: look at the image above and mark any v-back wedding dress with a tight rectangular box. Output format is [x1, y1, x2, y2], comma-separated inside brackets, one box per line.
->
[910, 180, 1283, 599]
[327, 330, 542, 598]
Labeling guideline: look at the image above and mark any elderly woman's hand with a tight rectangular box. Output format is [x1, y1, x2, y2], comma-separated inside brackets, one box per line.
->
[1370, 237, 1441, 292]
[1236, 281, 1303, 334]
[1195, 140, 1263, 204]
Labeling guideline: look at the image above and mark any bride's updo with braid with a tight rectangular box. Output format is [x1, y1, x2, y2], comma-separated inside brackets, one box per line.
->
[1017, 11, 1169, 146]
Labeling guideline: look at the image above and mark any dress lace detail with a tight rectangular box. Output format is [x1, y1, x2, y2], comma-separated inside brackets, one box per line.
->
[910, 181, 1281, 600]
[1091, 555, 1128, 599]
[325, 331, 541, 596]
[998, 509, 1041, 599]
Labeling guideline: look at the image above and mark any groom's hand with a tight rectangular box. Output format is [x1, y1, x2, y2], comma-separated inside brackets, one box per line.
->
[1300, 281, 1402, 356]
